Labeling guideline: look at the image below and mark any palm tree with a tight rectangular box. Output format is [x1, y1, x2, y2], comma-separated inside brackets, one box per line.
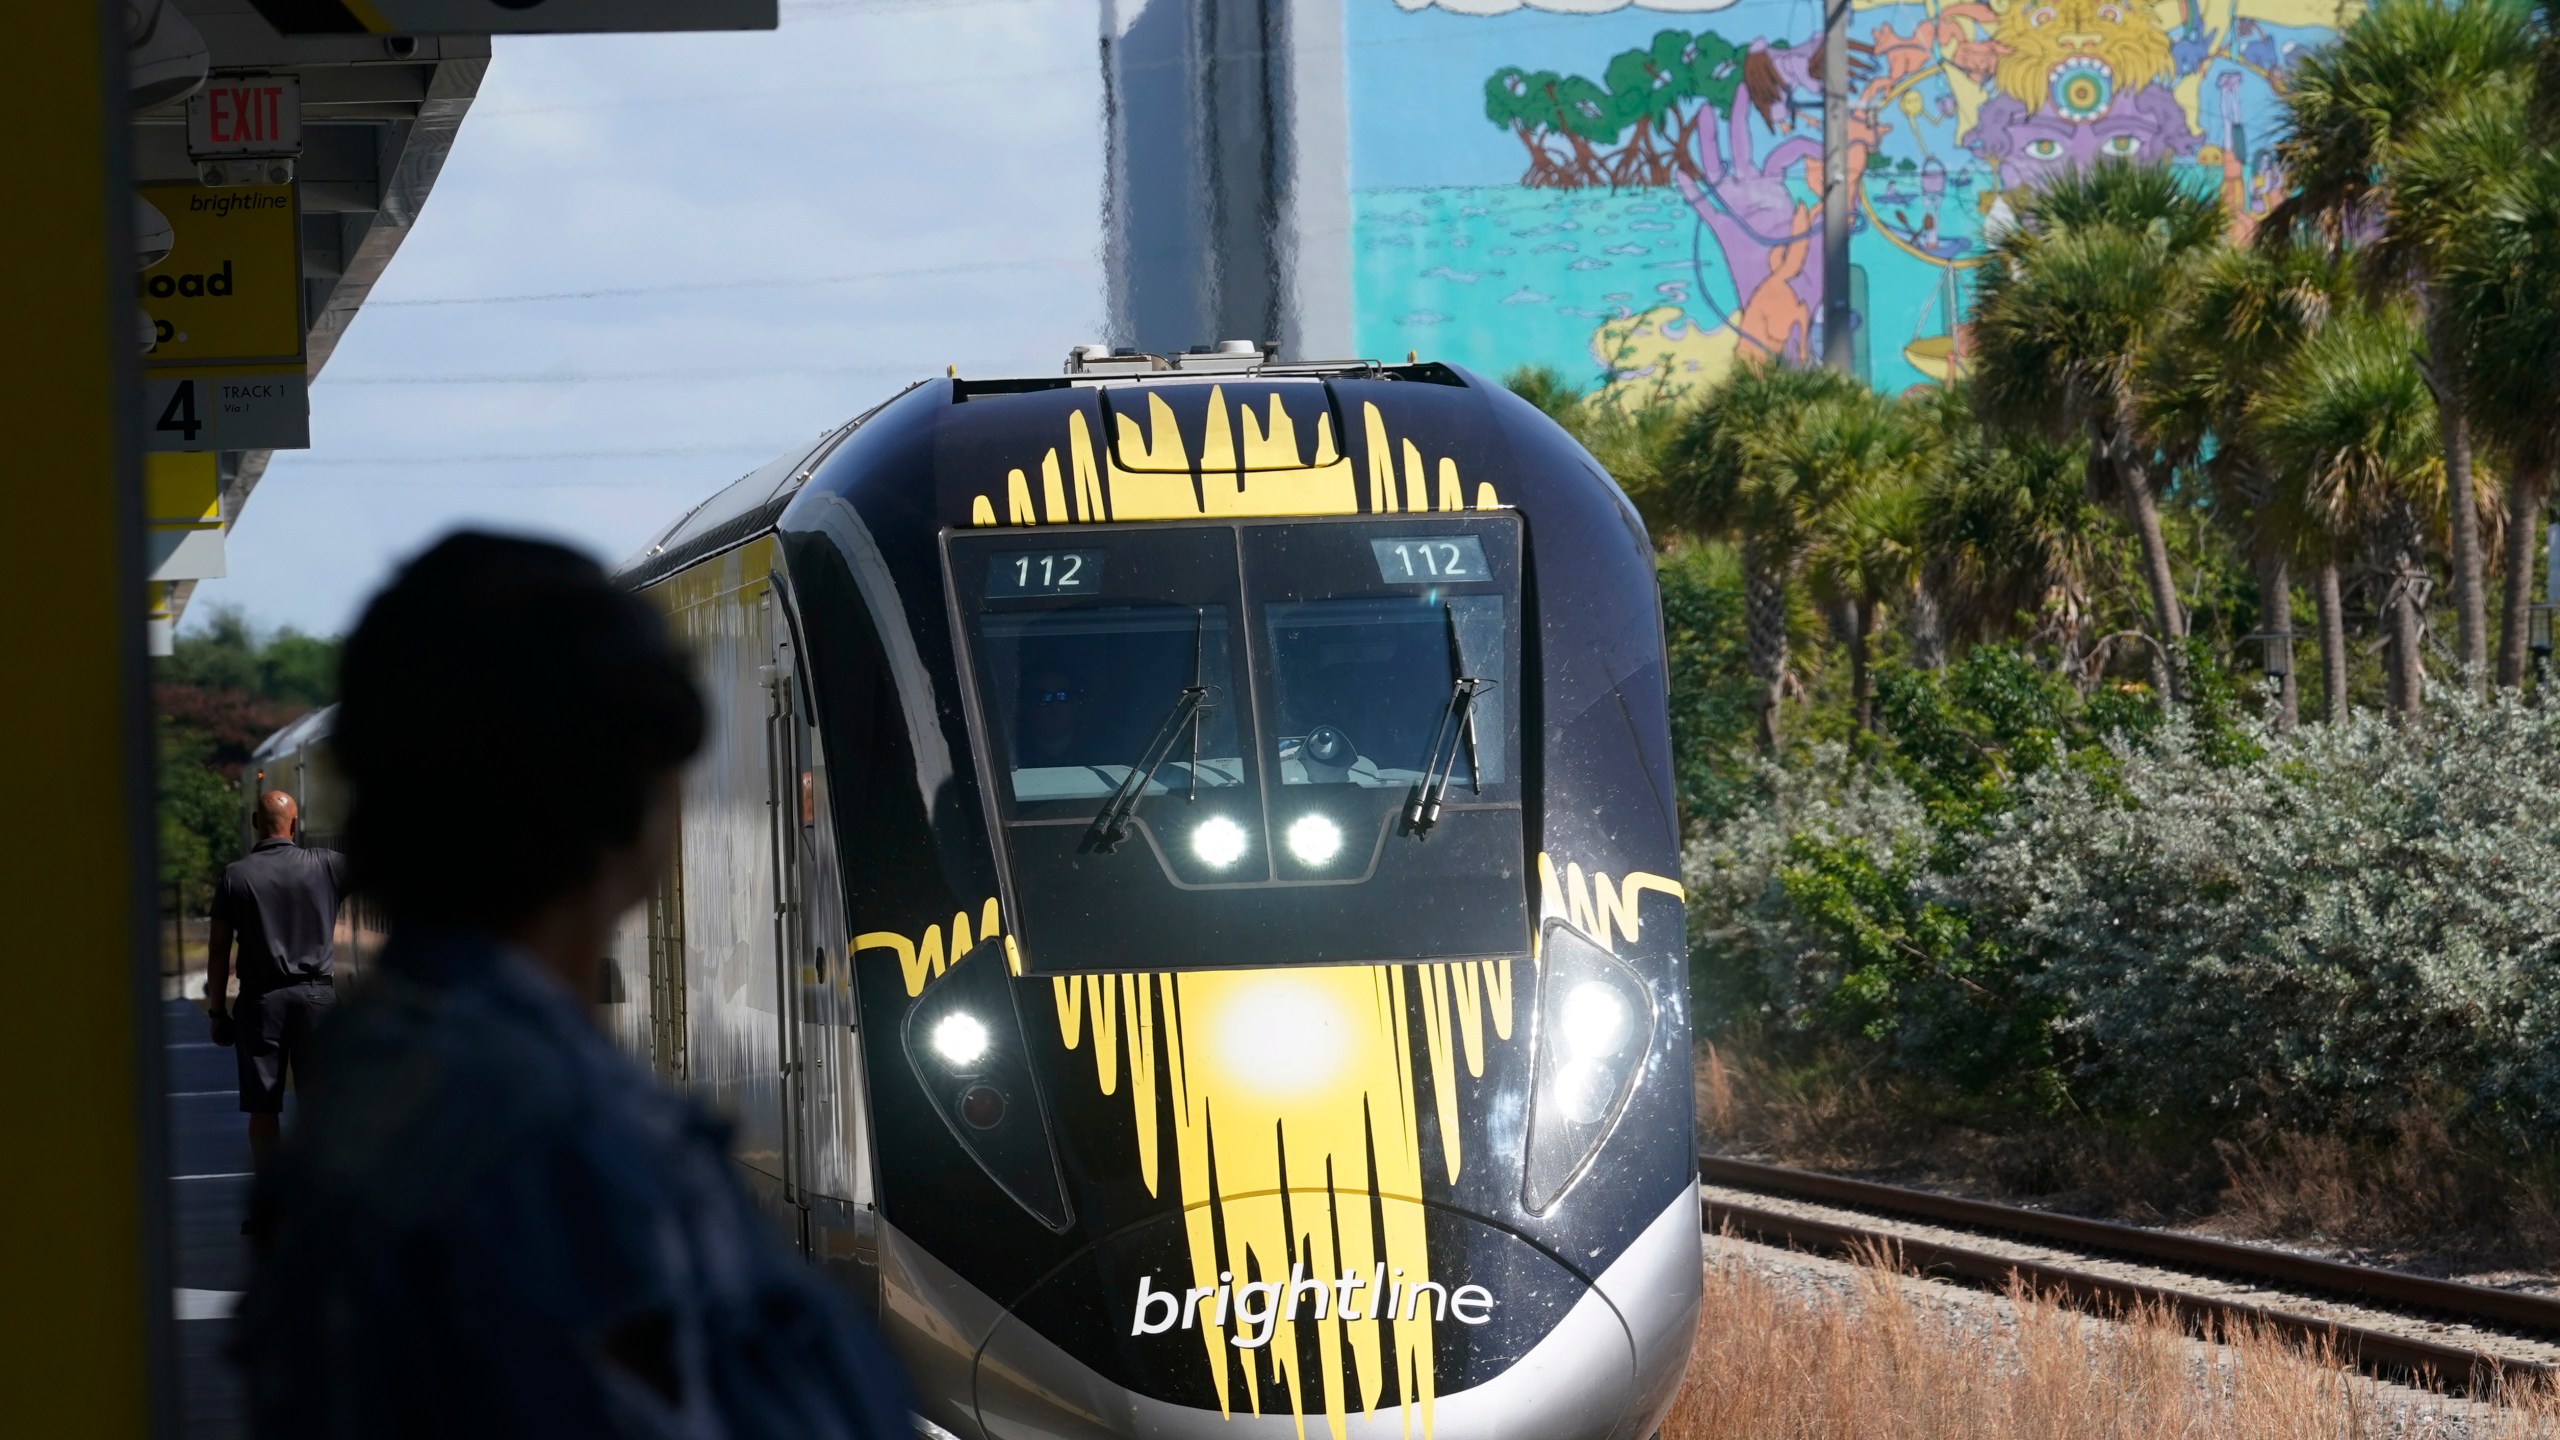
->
[1801, 397, 1940, 730]
[2268, 481, 2362, 724]
[2269, 0, 2537, 693]
[2252, 308, 2446, 720]
[2138, 240, 2347, 728]
[1918, 416, 2108, 666]
[1668, 358, 1871, 749]
[2397, 79, 2560, 687]
[1970, 162, 2227, 695]
[1504, 363, 1691, 531]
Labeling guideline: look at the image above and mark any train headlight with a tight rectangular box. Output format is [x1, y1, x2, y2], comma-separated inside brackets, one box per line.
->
[932, 1012, 991, 1069]
[1191, 815, 1249, 868]
[1522, 922, 1657, 1214]
[1285, 813, 1344, 866]
[902, 939, 1073, 1230]
[1560, 982, 1632, 1060]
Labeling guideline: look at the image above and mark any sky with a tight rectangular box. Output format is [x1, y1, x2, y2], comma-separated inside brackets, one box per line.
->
[196, 0, 1108, 636]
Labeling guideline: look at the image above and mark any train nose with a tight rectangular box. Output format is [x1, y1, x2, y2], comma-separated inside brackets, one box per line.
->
[959, 1197, 1658, 1440]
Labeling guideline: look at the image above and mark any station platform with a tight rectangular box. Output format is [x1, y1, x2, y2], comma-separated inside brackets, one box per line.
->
[161, 996, 293, 1440]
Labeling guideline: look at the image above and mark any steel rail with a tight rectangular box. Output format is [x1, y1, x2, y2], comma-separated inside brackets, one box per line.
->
[1699, 1155, 2559, 1388]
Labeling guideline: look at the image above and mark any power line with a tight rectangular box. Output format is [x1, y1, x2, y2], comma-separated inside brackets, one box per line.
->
[322, 362, 924, 385]
[468, 11, 1623, 118]
[779, 0, 1061, 15]
[275, 443, 787, 465]
[283, 476, 720, 489]
[468, 59, 1090, 117]
[366, 257, 1084, 308]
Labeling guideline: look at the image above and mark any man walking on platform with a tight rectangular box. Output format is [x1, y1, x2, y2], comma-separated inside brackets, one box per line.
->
[206, 790, 349, 1168]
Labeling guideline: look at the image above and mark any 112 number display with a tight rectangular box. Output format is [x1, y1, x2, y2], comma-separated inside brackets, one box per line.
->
[988, 549, 1106, 598]
[1369, 535, 1490, 584]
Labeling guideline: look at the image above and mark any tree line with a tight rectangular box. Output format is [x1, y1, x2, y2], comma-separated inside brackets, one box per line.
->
[158, 608, 337, 916]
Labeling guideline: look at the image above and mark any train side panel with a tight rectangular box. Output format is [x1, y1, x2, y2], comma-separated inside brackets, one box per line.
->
[640, 540, 790, 1189]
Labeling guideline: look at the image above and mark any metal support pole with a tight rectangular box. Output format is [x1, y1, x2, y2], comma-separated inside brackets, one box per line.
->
[3, 2, 168, 1435]
[2537, 522, 2560, 674]
[1821, 0, 1854, 374]
[2544, 520, 2558, 614]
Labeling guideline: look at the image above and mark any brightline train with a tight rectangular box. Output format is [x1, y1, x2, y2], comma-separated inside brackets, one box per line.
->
[265, 346, 1702, 1439]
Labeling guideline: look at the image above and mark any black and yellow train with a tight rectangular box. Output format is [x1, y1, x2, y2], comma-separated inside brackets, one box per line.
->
[263, 348, 1701, 1439]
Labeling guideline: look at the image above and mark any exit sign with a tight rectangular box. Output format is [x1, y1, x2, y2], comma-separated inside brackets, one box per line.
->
[188, 77, 300, 158]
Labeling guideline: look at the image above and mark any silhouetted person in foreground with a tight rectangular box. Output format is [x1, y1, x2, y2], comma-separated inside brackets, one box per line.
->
[233, 532, 914, 1439]
[206, 789, 348, 1169]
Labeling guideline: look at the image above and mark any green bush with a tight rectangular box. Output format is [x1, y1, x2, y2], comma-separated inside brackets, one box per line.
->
[1689, 665, 2560, 1151]
[1657, 544, 1760, 826]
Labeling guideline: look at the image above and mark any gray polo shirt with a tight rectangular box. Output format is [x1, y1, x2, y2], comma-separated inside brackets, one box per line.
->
[211, 837, 350, 994]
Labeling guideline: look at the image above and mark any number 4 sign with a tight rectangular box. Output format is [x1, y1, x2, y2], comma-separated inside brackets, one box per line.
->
[141, 369, 308, 452]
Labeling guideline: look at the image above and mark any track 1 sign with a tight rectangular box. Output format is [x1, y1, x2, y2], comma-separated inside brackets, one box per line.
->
[247, 0, 775, 33]
[142, 368, 310, 454]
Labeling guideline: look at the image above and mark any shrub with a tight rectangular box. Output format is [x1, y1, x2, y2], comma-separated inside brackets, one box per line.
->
[1689, 664, 2560, 1151]
[1955, 688, 2560, 1145]
[1658, 543, 1761, 826]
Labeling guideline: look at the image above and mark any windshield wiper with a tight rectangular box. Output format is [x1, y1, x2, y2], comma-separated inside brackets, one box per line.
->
[1404, 674, 1492, 837]
[1085, 610, 1218, 854]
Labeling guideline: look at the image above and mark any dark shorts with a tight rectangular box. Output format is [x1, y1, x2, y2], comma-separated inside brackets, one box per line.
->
[237, 979, 335, 1114]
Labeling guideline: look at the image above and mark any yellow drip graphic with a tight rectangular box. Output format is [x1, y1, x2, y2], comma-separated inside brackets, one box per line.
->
[1537, 857, 1684, 955]
[855, 897, 1004, 997]
[1053, 962, 1512, 1440]
[970, 396, 1499, 526]
[843, 866, 1682, 1433]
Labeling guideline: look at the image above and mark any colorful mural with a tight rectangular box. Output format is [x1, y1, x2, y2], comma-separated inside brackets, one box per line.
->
[1349, 0, 2350, 398]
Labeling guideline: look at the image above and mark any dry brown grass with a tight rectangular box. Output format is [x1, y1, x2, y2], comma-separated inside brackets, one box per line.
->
[1698, 1042, 2560, 1269]
[1663, 1243, 2560, 1439]
[2214, 1116, 2560, 1262]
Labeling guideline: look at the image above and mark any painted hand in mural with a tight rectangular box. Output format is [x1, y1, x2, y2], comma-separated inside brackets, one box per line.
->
[1669, 37, 1876, 362]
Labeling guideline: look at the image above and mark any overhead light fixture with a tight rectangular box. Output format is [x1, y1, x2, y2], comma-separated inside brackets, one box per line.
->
[128, 0, 209, 114]
[1191, 815, 1248, 868]
[1285, 813, 1343, 865]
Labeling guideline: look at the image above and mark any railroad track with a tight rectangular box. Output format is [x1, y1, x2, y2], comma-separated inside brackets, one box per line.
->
[1699, 1154, 2560, 1391]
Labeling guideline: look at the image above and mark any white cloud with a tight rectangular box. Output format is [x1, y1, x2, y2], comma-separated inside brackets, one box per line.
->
[1393, 0, 1741, 13]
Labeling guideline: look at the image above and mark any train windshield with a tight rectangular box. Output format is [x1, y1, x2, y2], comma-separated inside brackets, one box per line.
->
[975, 606, 1243, 803]
[947, 514, 1529, 974]
[1265, 594, 1506, 790]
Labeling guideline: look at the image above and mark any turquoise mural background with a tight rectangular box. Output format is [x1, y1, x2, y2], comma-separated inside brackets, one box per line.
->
[1346, 0, 2348, 399]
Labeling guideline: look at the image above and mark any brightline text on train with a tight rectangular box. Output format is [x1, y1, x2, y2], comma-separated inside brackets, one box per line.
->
[1131, 1267, 1496, 1349]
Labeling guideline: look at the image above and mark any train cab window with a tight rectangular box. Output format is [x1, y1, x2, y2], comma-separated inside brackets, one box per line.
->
[974, 605, 1244, 804]
[1264, 594, 1508, 790]
[946, 514, 1528, 973]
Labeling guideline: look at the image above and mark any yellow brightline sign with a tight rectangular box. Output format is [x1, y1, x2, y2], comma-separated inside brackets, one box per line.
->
[137, 183, 303, 367]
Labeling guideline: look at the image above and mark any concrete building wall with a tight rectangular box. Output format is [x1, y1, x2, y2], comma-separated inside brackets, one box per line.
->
[1100, 0, 1350, 361]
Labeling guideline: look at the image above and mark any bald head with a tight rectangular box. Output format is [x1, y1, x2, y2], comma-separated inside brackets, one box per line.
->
[254, 791, 299, 840]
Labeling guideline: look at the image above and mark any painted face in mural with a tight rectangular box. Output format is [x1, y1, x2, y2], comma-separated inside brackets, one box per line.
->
[1989, 0, 2177, 104]
[1962, 0, 2197, 190]
[1966, 85, 2200, 189]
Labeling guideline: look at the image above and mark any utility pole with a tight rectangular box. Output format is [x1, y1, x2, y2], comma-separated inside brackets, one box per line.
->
[1821, 0, 1854, 375]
